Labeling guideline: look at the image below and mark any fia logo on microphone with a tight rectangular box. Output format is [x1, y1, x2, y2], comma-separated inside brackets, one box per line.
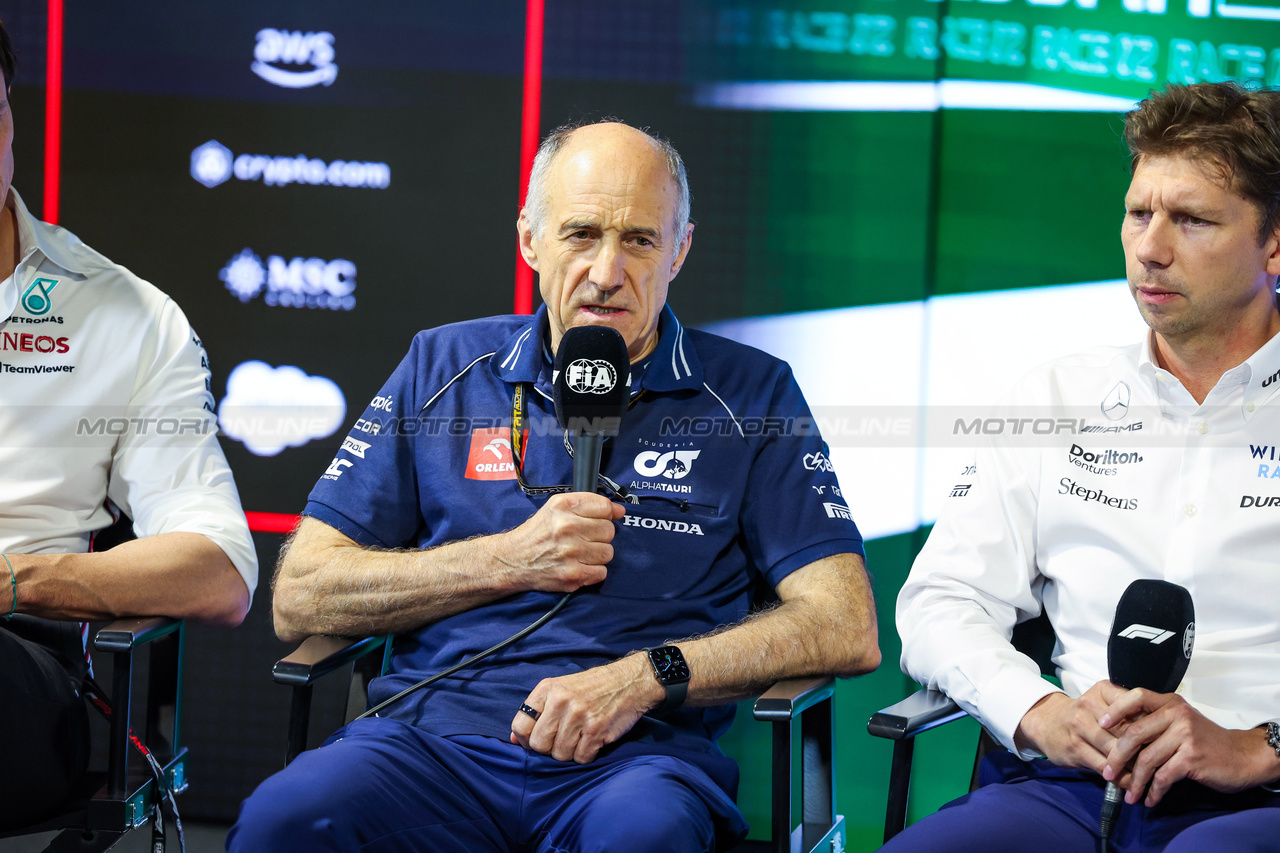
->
[1182, 622, 1195, 659]
[565, 359, 617, 394]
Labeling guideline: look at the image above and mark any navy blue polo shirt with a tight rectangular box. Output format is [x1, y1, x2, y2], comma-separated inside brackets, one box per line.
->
[304, 305, 863, 793]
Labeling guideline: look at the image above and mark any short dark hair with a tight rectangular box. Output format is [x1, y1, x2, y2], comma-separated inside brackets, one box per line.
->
[0, 16, 14, 91]
[1124, 83, 1280, 239]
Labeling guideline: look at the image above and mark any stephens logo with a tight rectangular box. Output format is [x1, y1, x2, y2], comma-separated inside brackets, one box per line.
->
[633, 449, 700, 480]
[252, 29, 337, 88]
[1101, 382, 1130, 421]
[565, 359, 618, 394]
[1058, 477, 1139, 510]
[1068, 443, 1144, 476]
[465, 428, 516, 481]
[21, 278, 58, 315]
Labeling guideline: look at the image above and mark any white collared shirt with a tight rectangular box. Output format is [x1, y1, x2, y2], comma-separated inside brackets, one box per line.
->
[0, 188, 257, 595]
[898, 332, 1280, 756]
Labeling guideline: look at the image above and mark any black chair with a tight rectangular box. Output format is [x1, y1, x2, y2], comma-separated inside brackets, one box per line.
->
[273, 635, 845, 853]
[866, 612, 1057, 844]
[0, 616, 187, 853]
[0, 513, 188, 852]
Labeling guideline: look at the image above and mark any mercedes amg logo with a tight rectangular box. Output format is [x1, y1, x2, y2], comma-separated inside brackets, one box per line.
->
[1101, 382, 1130, 421]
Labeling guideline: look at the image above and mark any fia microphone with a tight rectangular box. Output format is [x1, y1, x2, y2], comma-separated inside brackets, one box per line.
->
[1099, 579, 1195, 845]
[552, 326, 630, 493]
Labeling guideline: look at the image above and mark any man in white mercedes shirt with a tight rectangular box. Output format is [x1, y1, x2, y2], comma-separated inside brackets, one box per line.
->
[0, 19, 257, 827]
[887, 82, 1280, 852]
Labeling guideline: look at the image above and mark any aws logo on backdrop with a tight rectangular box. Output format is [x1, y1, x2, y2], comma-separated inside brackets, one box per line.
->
[252, 28, 338, 88]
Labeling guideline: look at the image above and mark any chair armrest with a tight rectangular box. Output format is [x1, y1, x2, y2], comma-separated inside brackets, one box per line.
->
[752, 675, 835, 722]
[867, 688, 966, 740]
[93, 616, 182, 652]
[273, 635, 389, 687]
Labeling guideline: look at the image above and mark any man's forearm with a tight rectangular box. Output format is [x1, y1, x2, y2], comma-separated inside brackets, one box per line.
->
[273, 497, 623, 642]
[10, 532, 249, 625]
[676, 552, 880, 706]
[272, 519, 522, 642]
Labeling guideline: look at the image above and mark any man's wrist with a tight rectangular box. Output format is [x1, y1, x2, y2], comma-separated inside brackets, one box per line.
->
[1259, 722, 1280, 793]
[1014, 692, 1068, 757]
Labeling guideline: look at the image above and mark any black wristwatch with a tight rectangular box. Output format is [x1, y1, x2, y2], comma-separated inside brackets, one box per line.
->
[643, 645, 690, 716]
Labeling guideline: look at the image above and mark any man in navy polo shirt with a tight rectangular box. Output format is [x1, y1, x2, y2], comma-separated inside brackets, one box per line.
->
[230, 120, 879, 853]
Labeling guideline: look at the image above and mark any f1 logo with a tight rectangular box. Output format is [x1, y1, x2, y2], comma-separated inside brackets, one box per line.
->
[1117, 624, 1174, 644]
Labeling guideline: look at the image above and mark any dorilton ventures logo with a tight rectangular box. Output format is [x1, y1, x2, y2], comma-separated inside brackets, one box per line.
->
[189, 140, 390, 190]
[220, 249, 357, 311]
[1068, 443, 1143, 476]
[252, 29, 338, 89]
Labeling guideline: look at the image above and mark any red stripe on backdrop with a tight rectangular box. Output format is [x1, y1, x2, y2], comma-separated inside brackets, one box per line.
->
[513, 0, 544, 315]
[43, 0, 63, 224]
[245, 511, 301, 534]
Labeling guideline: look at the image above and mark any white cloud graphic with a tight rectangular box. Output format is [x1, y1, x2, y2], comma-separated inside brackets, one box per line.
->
[218, 361, 346, 457]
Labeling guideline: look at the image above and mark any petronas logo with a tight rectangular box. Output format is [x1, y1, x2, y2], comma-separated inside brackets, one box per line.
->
[21, 278, 59, 315]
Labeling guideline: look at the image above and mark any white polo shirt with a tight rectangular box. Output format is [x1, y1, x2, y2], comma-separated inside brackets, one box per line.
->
[898, 331, 1280, 756]
[0, 188, 257, 596]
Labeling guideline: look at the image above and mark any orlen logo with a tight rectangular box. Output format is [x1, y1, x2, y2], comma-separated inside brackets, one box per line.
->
[251, 29, 338, 89]
[465, 428, 517, 481]
[220, 249, 357, 311]
[633, 449, 700, 480]
[565, 359, 617, 394]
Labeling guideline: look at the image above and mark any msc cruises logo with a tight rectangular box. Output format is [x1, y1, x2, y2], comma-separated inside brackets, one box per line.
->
[252, 29, 338, 88]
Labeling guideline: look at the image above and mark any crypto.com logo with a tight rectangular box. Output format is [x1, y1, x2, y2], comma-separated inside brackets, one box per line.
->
[252, 29, 338, 88]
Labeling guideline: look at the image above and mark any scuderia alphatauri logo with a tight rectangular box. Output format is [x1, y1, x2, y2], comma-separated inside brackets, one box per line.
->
[630, 444, 701, 495]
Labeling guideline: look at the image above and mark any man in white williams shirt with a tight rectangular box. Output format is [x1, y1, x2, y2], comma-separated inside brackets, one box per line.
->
[887, 82, 1280, 852]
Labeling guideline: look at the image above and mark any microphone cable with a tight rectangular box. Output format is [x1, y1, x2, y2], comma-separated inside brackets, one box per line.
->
[355, 590, 575, 721]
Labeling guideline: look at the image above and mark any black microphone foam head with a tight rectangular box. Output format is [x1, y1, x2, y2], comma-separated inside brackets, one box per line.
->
[552, 326, 630, 436]
[1107, 579, 1194, 693]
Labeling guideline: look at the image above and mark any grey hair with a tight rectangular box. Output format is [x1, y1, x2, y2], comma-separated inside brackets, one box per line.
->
[522, 119, 692, 242]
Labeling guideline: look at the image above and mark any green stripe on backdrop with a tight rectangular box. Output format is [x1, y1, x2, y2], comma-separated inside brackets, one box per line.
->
[719, 526, 982, 851]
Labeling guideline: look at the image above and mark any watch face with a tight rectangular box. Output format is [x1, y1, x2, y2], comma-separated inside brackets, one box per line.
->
[649, 646, 690, 683]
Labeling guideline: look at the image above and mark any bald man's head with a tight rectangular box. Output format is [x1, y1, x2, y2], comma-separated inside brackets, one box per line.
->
[522, 120, 691, 241]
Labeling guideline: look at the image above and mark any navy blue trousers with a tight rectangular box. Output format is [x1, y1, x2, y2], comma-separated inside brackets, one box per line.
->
[881, 751, 1280, 853]
[227, 717, 747, 852]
